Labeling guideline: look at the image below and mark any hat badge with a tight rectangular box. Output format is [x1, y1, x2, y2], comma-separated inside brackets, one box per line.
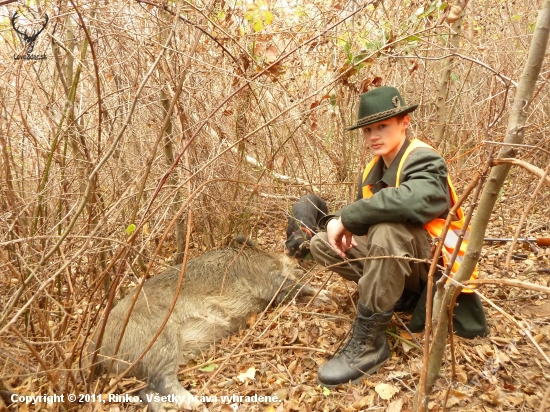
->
[392, 96, 400, 108]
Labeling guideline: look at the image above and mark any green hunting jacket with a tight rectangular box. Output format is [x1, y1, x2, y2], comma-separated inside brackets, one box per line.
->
[328, 138, 451, 235]
[319, 138, 489, 338]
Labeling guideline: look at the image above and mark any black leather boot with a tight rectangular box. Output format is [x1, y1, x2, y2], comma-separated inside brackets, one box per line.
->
[317, 302, 393, 387]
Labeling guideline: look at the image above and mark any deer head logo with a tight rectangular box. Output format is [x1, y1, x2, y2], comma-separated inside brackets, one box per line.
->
[11, 11, 49, 55]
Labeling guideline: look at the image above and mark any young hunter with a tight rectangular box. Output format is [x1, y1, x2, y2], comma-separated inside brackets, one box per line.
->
[310, 86, 488, 387]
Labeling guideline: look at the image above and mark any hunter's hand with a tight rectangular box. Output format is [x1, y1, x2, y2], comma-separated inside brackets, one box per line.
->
[326, 217, 357, 258]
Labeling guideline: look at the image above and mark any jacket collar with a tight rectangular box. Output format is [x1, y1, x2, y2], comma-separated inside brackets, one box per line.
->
[363, 138, 411, 186]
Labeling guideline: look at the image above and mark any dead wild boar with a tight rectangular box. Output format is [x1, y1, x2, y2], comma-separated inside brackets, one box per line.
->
[91, 242, 326, 411]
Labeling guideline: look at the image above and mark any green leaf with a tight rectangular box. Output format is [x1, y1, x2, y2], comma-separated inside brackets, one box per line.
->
[199, 363, 218, 372]
[330, 94, 336, 106]
[451, 73, 459, 82]
[439, 2, 449, 10]
[253, 20, 264, 32]
[352, 53, 366, 64]
[125, 224, 136, 235]
[244, 11, 254, 22]
[406, 35, 421, 42]
[343, 41, 350, 54]
[322, 386, 331, 396]
[364, 40, 381, 50]
[336, 36, 347, 47]
[262, 10, 274, 25]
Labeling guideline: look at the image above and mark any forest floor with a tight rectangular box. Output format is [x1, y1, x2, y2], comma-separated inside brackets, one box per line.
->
[2, 211, 549, 412]
[89, 220, 549, 412]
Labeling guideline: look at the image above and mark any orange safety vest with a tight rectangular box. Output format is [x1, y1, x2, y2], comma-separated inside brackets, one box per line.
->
[361, 139, 477, 291]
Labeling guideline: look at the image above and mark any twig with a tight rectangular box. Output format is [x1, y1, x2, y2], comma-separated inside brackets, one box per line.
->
[393, 315, 422, 349]
[482, 140, 550, 157]
[182, 345, 328, 374]
[521, 324, 550, 365]
[136, 0, 239, 65]
[90, 13, 182, 390]
[222, 141, 320, 191]
[9, 326, 61, 392]
[540, 384, 550, 412]
[69, 0, 102, 156]
[504, 162, 550, 270]
[386, 331, 422, 351]
[441, 385, 452, 412]
[491, 158, 550, 184]
[295, 311, 349, 320]
[446, 278, 550, 367]
[304, 270, 333, 309]
[386, 51, 518, 87]
[417, 170, 482, 409]
[467, 278, 550, 294]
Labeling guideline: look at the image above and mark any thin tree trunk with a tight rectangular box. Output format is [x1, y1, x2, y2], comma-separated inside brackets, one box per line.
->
[419, 1, 550, 409]
[433, 0, 469, 149]
[160, 87, 187, 264]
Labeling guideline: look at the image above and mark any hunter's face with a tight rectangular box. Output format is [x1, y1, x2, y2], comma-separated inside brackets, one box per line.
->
[362, 115, 410, 166]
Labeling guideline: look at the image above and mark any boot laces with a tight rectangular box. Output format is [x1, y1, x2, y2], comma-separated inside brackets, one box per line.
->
[337, 317, 373, 357]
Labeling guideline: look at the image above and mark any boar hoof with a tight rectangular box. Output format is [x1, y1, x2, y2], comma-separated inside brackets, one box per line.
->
[316, 289, 332, 303]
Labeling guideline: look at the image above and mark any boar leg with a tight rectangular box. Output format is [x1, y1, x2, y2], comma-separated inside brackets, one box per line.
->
[271, 275, 330, 305]
[140, 316, 231, 411]
[143, 355, 204, 411]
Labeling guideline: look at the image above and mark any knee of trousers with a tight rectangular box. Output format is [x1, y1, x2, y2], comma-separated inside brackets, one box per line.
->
[310, 232, 362, 283]
[367, 222, 421, 252]
[310, 232, 329, 260]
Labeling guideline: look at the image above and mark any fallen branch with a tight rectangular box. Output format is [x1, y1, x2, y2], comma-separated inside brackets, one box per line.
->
[467, 278, 550, 295]
[491, 158, 550, 185]
[223, 141, 320, 192]
[503, 162, 550, 269]
[180, 345, 328, 374]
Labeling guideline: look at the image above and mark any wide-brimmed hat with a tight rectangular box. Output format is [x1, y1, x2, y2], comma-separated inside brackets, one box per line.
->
[347, 86, 418, 130]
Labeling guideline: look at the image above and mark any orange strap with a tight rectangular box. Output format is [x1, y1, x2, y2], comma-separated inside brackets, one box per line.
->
[361, 156, 379, 199]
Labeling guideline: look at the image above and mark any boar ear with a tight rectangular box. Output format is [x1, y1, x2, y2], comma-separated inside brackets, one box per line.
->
[233, 234, 257, 247]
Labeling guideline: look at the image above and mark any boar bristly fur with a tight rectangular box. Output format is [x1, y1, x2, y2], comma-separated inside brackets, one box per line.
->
[91, 244, 322, 411]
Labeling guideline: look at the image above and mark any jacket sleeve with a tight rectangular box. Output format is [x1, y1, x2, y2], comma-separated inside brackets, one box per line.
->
[340, 149, 450, 236]
[317, 170, 364, 230]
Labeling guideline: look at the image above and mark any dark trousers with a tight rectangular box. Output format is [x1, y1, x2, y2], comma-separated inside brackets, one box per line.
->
[310, 223, 432, 313]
